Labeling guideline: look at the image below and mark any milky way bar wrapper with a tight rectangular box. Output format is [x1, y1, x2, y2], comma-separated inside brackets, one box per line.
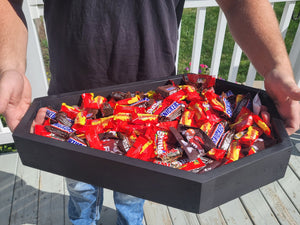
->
[156, 85, 179, 98]
[100, 102, 114, 117]
[178, 125, 214, 152]
[98, 131, 119, 140]
[56, 111, 73, 127]
[110, 91, 132, 101]
[217, 130, 234, 151]
[198, 158, 227, 174]
[193, 128, 216, 152]
[169, 127, 201, 161]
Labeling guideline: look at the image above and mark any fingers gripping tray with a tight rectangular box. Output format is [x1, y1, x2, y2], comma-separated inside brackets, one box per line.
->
[13, 76, 293, 213]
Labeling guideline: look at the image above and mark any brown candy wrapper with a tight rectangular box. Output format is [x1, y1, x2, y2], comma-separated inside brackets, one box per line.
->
[156, 85, 180, 98]
[169, 127, 202, 161]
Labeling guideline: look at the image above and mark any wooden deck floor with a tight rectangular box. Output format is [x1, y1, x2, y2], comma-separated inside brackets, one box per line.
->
[1, 131, 300, 225]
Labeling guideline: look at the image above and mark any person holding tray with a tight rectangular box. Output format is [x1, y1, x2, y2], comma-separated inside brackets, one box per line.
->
[0, 0, 300, 224]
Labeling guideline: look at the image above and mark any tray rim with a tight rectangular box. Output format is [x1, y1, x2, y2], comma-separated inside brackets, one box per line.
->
[13, 75, 293, 183]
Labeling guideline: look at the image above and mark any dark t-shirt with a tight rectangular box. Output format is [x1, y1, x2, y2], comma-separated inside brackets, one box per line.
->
[44, 0, 185, 95]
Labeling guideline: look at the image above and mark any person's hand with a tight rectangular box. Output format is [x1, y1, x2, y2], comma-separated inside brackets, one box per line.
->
[0, 70, 32, 131]
[264, 67, 300, 135]
[30, 107, 47, 133]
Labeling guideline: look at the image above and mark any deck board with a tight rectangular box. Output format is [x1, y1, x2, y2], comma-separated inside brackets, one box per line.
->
[0, 142, 299, 225]
[219, 199, 253, 225]
[10, 156, 40, 225]
[0, 153, 18, 225]
[278, 166, 300, 212]
[240, 189, 280, 225]
[38, 171, 65, 225]
[289, 153, 300, 178]
[143, 201, 173, 225]
[197, 207, 227, 225]
[63, 179, 72, 225]
[168, 207, 200, 225]
[260, 181, 300, 225]
[289, 133, 300, 178]
[98, 189, 118, 225]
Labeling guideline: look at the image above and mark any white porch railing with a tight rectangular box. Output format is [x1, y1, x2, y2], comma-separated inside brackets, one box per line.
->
[177, 0, 300, 87]
[0, 0, 299, 145]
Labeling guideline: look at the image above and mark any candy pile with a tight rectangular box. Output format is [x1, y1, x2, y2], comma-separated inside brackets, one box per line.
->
[34, 74, 276, 174]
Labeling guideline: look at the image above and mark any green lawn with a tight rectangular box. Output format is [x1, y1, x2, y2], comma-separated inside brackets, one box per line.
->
[177, 2, 300, 82]
[0, 115, 16, 153]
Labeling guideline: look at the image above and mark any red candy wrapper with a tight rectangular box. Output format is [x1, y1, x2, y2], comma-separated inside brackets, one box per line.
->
[201, 101, 222, 123]
[186, 73, 216, 89]
[230, 107, 253, 132]
[156, 121, 178, 132]
[181, 85, 202, 102]
[74, 111, 87, 126]
[239, 125, 262, 147]
[200, 121, 215, 134]
[188, 101, 207, 124]
[226, 140, 241, 161]
[35, 124, 52, 137]
[179, 110, 195, 127]
[85, 125, 105, 150]
[132, 113, 158, 125]
[164, 89, 186, 103]
[116, 95, 140, 106]
[202, 87, 225, 112]
[81, 93, 107, 109]
[114, 104, 146, 115]
[261, 110, 271, 127]
[60, 103, 81, 120]
[179, 158, 206, 172]
[207, 148, 227, 161]
[253, 114, 271, 136]
[126, 136, 155, 162]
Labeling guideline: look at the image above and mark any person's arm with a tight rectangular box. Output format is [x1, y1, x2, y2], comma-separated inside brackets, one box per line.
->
[0, 0, 32, 131]
[217, 0, 300, 135]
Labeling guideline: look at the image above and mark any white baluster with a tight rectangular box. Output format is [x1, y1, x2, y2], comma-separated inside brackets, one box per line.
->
[190, 7, 206, 73]
[210, 9, 227, 77]
[228, 43, 243, 83]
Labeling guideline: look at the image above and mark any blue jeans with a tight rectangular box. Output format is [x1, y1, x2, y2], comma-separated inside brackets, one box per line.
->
[66, 178, 145, 225]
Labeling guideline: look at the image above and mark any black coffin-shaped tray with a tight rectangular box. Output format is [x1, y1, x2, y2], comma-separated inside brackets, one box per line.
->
[13, 76, 293, 213]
